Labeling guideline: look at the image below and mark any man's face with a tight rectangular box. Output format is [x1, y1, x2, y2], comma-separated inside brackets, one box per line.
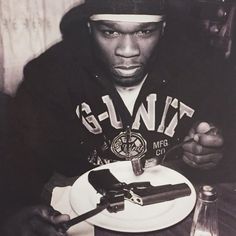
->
[89, 20, 163, 87]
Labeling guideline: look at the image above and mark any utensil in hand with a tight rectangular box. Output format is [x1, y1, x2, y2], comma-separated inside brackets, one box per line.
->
[143, 127, 217, 169]
[161, 127, 217, 164]
[55, 201, 109, 233]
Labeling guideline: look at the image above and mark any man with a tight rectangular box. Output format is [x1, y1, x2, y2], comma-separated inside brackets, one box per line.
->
[3, 0, 231, 234]
[194, 0, 236, 60]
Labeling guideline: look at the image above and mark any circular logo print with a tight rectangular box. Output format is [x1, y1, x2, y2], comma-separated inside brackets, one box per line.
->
[111, 131, 147, 159]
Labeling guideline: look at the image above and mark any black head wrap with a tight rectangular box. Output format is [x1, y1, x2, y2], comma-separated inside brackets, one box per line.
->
[60, 0, 167, 33]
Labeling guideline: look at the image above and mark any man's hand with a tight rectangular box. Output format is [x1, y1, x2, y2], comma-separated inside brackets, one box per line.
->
[182, 122, 224, 169]
[2, 205, 70, 236]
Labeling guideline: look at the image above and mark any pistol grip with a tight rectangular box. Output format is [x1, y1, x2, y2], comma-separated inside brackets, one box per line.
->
[88, 169, 123, 195]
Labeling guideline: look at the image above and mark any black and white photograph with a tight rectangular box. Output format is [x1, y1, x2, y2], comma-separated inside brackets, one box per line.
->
[0, 0, 236, 235]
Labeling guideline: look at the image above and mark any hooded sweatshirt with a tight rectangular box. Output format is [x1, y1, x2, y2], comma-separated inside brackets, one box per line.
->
[6, 8, 232, 205]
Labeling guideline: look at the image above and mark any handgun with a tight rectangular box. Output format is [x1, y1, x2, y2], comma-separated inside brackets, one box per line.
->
[88, 169, 191, 207]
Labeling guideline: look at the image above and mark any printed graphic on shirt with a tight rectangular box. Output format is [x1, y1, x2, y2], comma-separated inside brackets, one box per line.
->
[152, 139, 169, 157]
[111, 130, 147, 159]
[76, 93, 195, 165]
[76, 94, 194, 136]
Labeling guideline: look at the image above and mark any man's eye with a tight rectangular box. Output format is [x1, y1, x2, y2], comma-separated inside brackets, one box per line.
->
[136, 30, 152, 36]
[103, 30, 120, 37]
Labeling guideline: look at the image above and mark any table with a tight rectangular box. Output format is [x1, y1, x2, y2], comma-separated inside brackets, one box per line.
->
[51, 159, 236, 236]
[95, 182, 236, 236]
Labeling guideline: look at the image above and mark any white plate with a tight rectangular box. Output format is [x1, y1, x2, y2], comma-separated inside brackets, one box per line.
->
[69, 161, 196, 233]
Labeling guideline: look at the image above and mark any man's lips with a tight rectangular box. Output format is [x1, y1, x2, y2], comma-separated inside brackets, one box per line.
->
[114, 65, 142, 77]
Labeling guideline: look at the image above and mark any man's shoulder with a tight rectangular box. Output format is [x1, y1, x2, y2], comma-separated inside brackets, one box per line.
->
[24, 42, 68, 73]
[20, 40, 91, 99]
[19, 42, 76, 98]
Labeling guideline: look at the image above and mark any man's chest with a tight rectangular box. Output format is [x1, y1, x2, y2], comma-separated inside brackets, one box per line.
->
[75, 92, 196, 138]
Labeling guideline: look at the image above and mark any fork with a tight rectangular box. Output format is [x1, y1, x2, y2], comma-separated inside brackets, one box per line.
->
[161, 127, 217, 164]
[142, 127, 217, 169]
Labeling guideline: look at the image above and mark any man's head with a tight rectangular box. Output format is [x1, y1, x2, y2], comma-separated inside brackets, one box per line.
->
[86, 0, 167, 87]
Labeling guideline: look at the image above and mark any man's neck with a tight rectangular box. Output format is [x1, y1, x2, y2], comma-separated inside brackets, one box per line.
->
[115, 74, 148, 92]
[115, 75, 147, 114]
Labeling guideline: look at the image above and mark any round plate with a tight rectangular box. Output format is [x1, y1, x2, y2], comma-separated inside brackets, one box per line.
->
[69, 161, 196, 233]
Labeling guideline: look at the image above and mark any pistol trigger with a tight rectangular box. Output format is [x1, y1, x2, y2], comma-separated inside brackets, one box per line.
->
[125, 189, 143, 206]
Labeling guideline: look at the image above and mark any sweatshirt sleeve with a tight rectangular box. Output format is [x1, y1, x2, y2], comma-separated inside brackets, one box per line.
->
[4, 50, 92, 211]
[5, 60, 60, 207]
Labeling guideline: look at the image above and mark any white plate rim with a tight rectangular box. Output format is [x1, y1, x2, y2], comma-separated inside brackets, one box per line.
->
[69, 161, 196, 233]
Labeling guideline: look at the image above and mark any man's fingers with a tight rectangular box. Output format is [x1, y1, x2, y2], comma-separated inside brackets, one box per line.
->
[196, 122, 211, 133]
[183, 155, 218, 169]
[29, 215, 68, 236]
[39, 206, 69, 223]
[187, 121, 211, 137]
[2, 206, 69, 236]
[183, 140, 222, 155]
[191, 121, 223, 147]
[53, 214, 70, 224]
[33, 206, 70, 234]
[183, 151, 223, 165]
[186, 127, 195, 138]
[197, 133, 224, 147]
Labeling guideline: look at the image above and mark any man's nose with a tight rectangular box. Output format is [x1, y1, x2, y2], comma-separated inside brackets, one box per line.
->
[115, 35, 140, 58]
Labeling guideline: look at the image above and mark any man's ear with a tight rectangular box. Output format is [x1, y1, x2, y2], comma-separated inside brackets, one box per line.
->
[87, 21, 92, 33]
[161, 22, 166, 35]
